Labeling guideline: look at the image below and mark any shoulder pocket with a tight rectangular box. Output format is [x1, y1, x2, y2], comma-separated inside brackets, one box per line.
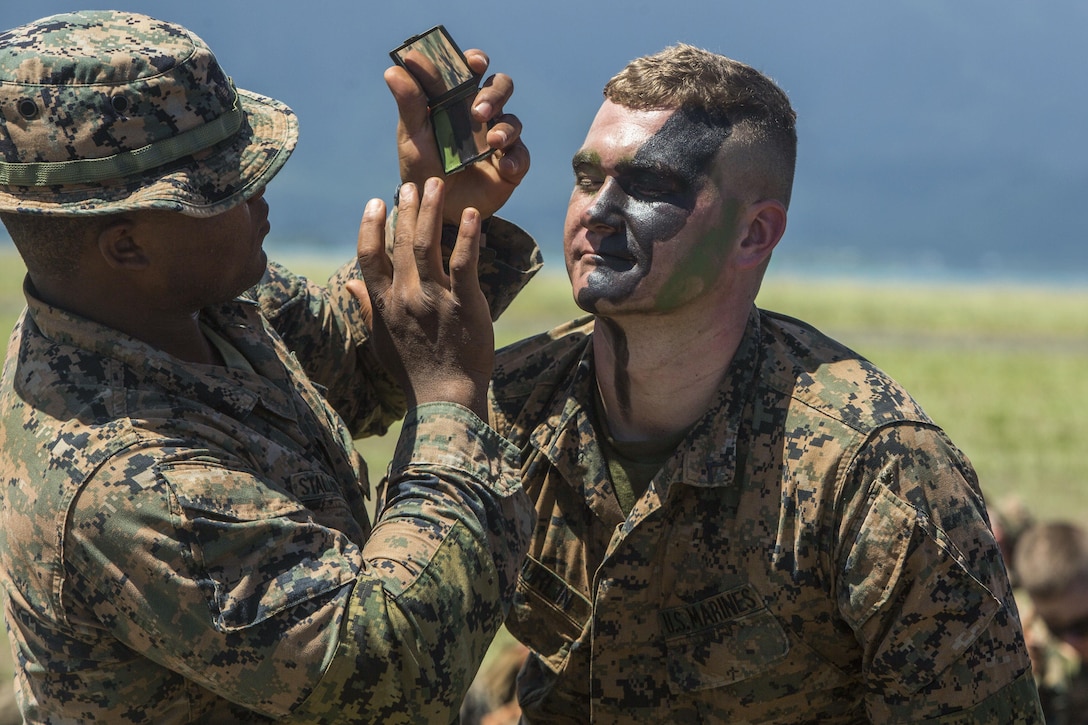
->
[840, 482, 1001, 695]
[160, 463, 358, 632]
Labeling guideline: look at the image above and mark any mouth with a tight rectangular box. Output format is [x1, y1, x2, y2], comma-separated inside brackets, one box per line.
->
[575, 236, 637, 270]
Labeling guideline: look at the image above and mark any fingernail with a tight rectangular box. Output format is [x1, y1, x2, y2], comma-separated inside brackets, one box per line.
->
[501, 155, 519, 174]
[474, 101, 492, 118]
[399, 183, 415, 204]
[365, 198, 382, 215]
[492, 129, 508, 147]
[425, 177, 440, 193]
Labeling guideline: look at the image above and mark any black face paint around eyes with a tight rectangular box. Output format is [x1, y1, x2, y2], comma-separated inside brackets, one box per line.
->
[617, 106, 732, 253]
[576, 106, 732, 313]
[633, 107, 732, 213]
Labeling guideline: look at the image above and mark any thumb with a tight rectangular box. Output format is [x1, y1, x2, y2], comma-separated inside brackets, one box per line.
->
[385, 65, 431, 140]
[344, 279, 374, 333]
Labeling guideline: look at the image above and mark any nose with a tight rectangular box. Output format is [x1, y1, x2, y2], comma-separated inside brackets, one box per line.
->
[580, 178, 625, 234]
[247, 187, 269, 215]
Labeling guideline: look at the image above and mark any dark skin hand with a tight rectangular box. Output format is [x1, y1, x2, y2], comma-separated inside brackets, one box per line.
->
[386, 49, 530, 224]
[347, 178, 493, 419]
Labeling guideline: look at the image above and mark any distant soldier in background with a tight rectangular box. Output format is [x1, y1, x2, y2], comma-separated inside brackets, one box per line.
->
[1014, 521, 1088, 724]
[990, 495, 1037, 588]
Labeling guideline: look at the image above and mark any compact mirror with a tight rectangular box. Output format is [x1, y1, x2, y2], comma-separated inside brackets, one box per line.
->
[390, 25, 495, 174]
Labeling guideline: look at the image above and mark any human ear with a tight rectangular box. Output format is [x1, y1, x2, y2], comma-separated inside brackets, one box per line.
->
[96, 220, 150, 271]
[734, 199, 787, 269]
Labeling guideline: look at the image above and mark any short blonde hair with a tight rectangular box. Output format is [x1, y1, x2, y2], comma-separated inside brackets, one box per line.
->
[604, 44, 797, 206]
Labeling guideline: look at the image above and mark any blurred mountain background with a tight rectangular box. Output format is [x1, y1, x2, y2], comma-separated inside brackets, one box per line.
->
[2, 0, 1085, 282]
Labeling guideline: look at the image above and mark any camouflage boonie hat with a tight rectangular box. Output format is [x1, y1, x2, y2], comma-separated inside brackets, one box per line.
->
[0, 10, 299, 216]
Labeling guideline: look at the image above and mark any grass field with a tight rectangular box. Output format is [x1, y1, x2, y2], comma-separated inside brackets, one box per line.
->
[2, 249, 1085, 523]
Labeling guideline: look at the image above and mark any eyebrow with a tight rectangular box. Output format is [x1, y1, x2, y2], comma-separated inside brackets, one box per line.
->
[571, 150, 684, 180]
[571, 150, 600, 170]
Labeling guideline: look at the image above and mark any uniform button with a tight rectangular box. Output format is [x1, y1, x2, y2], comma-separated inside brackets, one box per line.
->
[17, 99, 39, 119]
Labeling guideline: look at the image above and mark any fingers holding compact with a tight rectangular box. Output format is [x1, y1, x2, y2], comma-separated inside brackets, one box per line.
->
[464, 50, 529, 180]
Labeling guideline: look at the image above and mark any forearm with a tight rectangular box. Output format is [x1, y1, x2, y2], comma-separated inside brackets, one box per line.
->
[247, 259, 405, 436]
[289, 403, 533, 723]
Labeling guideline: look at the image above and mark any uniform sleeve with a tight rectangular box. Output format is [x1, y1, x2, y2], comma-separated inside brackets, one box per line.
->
[63, 404, 533, 723]
[288, 402, 535, 724]
[249, 218, 542, 439]
[468, 217, 545, 322]
[833, 423, 1044, 723]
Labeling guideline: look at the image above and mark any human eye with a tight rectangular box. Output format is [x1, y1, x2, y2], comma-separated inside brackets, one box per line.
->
[623, 175, 682, 202]
[573, 168, 604, 194]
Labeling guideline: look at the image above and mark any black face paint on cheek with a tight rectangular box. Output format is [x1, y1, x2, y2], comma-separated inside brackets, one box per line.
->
[577, 107, 731, 312]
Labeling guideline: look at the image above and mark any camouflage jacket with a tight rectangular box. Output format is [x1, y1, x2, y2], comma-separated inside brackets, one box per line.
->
[0, 222, 541, 724]
[489, 308, 1043, 723]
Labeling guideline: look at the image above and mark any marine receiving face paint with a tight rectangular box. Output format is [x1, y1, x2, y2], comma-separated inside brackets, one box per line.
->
[564, 102, 739, 315]
[493, 44, 1040, 724]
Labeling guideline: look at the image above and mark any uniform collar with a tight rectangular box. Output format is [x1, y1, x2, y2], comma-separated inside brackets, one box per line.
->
[22, 276, 299, 423]
[531, 307, 763, 500]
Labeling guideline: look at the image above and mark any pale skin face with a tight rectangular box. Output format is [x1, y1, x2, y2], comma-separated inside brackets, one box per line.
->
[565, 101, 787, 435]
[564, 100, 748, 318]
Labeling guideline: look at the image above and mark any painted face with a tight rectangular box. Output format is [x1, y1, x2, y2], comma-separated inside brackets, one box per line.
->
[564, 100, 746, 316]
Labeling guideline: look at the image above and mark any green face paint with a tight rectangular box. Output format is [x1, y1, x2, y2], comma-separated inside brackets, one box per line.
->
[656, 197, 744, 310]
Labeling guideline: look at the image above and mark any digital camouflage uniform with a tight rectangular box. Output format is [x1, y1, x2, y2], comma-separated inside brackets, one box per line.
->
[0, 240, 539, 724]
[490, 309, 1043, 723]
[0, 10, 544, 723]
[1035, 640, 1088, 724]
[1020, 597, 1088, 724]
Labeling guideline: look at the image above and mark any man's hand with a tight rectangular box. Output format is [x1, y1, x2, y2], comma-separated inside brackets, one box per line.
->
[386, 49, 530, 224]
[347, 178, 494, 418]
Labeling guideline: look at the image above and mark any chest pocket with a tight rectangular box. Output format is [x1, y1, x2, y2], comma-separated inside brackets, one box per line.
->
[288, 470, 365, 544]
[660, 584, 790, 693]
[162, 463, 359, 632]
[508, 555, 592, 673]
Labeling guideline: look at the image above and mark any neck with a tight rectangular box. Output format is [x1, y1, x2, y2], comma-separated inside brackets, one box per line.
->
[31, 274, 221, 366]
[592, 300, 752, 442]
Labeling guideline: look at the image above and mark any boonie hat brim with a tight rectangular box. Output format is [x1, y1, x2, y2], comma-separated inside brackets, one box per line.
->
[0, 11, 299, 217]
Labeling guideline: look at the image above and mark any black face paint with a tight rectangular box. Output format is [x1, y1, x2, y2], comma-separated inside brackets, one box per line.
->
[597, 317, 632, 420]
[576, 106, 732, 312]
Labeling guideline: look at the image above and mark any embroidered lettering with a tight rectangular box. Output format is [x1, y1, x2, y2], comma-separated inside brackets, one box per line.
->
[658, 585, 763, 638]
